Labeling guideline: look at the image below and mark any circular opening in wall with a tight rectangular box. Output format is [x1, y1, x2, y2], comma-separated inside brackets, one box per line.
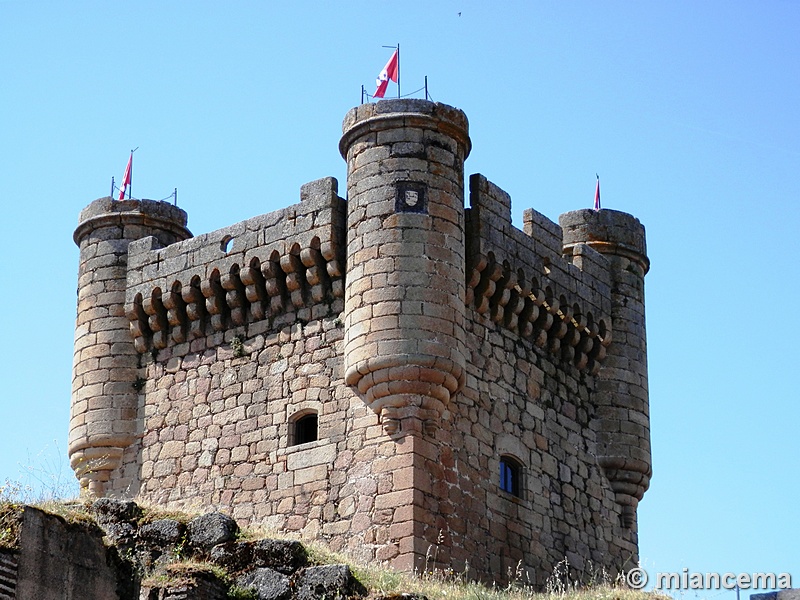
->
[220, 235, 234, 253]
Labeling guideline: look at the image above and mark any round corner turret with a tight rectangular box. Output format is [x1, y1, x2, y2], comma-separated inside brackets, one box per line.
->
[340, 99, 471, 161]
[70, 197, 191, 497]
[74, 197, 190, 247]
[559, 208, 651, 528]
[559, 208, 649, 274]
[339, 99, 471, 437]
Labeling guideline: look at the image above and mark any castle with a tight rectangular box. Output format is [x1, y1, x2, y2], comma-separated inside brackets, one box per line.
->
[69, 99, 651, 586]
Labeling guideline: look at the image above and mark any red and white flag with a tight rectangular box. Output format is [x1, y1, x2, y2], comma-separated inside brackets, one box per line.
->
[374, 48, 399, 99]
[593, 176, 601, 211]
[118, 153, 132, 200]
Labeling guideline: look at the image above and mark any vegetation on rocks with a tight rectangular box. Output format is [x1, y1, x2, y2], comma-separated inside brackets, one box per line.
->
[0, 487, 665, 600]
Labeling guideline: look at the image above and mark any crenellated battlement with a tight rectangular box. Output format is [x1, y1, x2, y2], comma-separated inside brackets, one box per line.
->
[70, 99, 651, 587]
[466, 173, 614, 374]
[125, 177, 346, 355]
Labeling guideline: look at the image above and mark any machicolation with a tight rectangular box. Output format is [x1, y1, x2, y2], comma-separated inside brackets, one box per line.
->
[69, 98, 652, 587]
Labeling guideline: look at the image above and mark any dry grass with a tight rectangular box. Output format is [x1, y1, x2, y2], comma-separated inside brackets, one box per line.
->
[141, 559, 229, 588]
[32, 499, 95, 525]
[295, 536, 667, 600]
[0, 503, 23, 550]
[1, 481, 666, 600]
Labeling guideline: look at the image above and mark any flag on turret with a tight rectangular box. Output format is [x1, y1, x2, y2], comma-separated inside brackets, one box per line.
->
[374, 48, 399, 99]
[594, 175, 601, 211]
[118, 153, 132, 200]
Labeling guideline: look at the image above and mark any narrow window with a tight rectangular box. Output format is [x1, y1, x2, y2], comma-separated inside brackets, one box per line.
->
[499, 456, 522, 497]
[292, 413, 318, 446]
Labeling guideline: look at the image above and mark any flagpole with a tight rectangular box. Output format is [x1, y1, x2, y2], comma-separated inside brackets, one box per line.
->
[110, 177, 115, 200]
[396, 43, 400, 98]
[130, 146, 139, 200]
[129, 150, 133, 199]
[594, 174, 601, 211]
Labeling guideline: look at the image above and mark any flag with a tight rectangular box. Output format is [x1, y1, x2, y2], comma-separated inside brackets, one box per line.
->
[118, 153, 132, 200]
[594, 176, 601, 211]
[374, 48, 399, 99]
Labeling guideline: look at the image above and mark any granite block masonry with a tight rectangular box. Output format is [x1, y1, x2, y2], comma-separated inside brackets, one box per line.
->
[69, 98, 652, 587]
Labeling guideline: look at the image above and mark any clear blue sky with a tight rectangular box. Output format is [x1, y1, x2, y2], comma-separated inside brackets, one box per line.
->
[1, 0, 797, 592]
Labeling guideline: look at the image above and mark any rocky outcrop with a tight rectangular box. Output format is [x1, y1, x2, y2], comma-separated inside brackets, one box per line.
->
[0, 499, 370, 600]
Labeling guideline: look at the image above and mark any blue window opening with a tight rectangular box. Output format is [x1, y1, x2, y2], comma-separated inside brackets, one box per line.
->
[499, 456, 521, 497]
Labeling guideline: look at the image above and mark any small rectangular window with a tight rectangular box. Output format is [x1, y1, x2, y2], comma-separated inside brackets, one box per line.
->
[293, 414, 318, 446]
[500, 456, 521, 497]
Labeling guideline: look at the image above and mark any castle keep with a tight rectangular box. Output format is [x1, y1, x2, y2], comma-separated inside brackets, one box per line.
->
[70, 99, 651, 585]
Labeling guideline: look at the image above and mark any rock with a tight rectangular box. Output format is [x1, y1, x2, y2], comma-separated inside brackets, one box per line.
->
[91, 498, 142, 524]
[186, 512, 239, 551]
[100, 521, 136, 548]
[139, 519, 185, 547]
[209, 538, 307, 575]
[237, 567, 292, 600]
[293, 564, 367, 600]
[209, 540, 253, 572]
[144, 567, 228, 599]
[251, 538, 308, 574]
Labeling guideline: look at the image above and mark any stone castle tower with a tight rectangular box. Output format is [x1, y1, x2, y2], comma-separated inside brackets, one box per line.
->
[69, 99, 651, 585]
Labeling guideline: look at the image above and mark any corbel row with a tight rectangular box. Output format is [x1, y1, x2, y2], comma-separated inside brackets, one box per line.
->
[466, 252, 611, 374]
[127, 239, 344, 354]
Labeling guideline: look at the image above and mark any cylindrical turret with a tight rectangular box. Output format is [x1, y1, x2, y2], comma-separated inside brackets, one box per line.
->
[340, 99, 471, 435]
[70, 197, 190, 496]
[559, 208, 651, 527]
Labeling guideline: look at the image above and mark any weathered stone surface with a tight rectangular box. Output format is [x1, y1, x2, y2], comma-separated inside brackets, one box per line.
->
[293, 564, 367, 600]
[15, 506, 135, 600]
[208, 541, 252, 573]
[92, 498, 142, 524]
[0, 549, 19, 599]
[186, 513, 238, 551]
[236, 567, 291, 600]
[141, 568, 227, 600]
[251, 539, 308, 574]
[139, 519, 184, 547]
[101, 521, 137, 548]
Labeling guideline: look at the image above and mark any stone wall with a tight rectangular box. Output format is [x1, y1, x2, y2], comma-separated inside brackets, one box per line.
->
[70, 98, 652, 586]
[1, 506, 133, 600]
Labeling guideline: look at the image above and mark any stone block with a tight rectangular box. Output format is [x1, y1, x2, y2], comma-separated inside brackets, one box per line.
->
[15, 507, 133, 600]
[286, 444, 336, 471]
[237, 567, 291, 600]
[293, 464, 328, 486]
[187, 512, 239, 551]
[293, 564, 367, 600]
